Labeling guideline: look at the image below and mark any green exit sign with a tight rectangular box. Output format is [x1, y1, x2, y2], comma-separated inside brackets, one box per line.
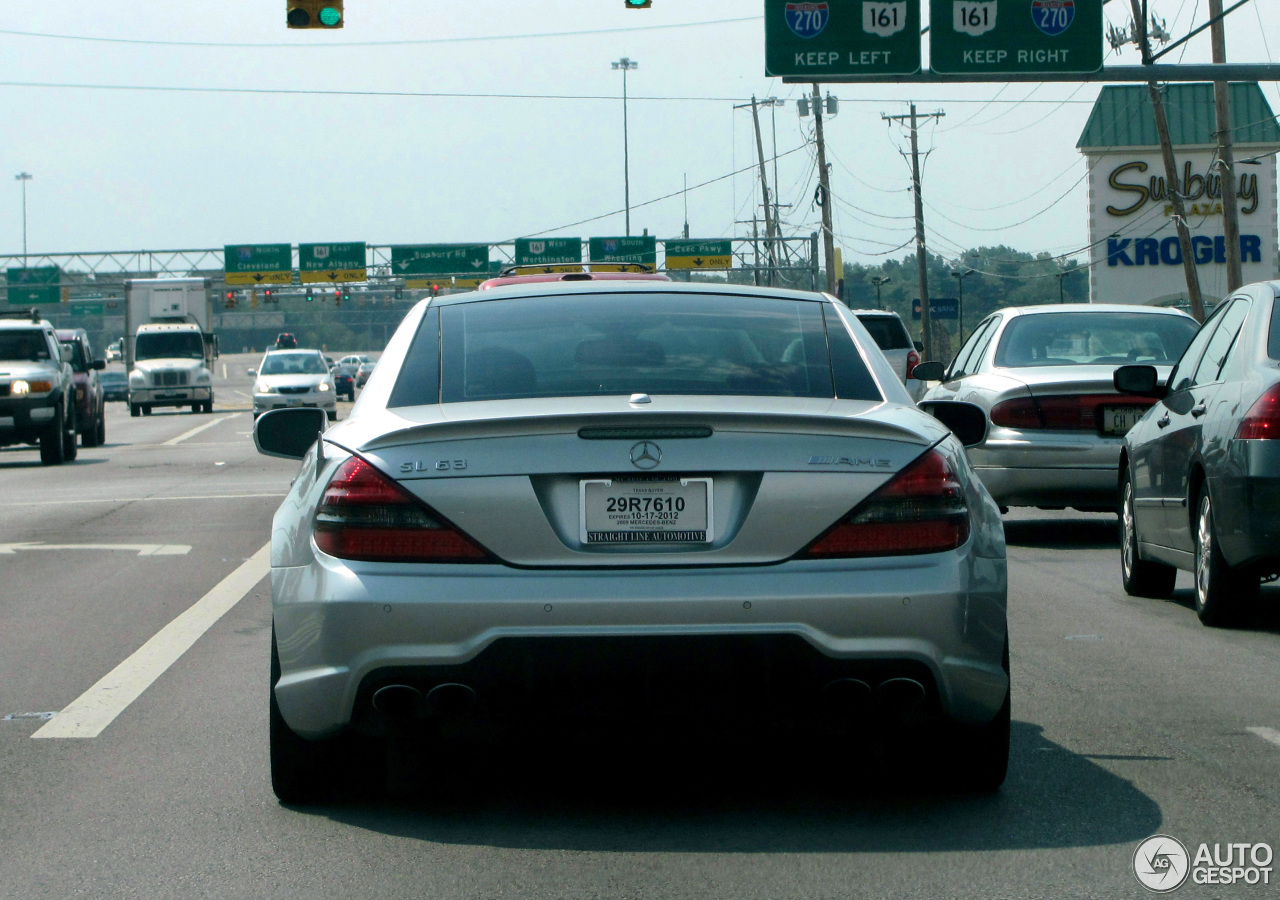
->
[929, 0, 1102, 75]
[765, 1, 921, 78]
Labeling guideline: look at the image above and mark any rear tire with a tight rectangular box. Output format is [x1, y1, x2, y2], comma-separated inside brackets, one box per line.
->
[141, 404, 152, 416]
[96, 415, 106, 446]
[270, 627, 343, 804]
[1120, 471, 1176, 598]
[130, 403, 140, 418]
[191, 404, 200, 414]
[62, 406, 78, 461]
[40, 407, 66, 465]
[1194, 491, 1258, 627]
[202, 400, 213, 414]
[947, 638, 1010, 793]
[81, 416, 99, 448]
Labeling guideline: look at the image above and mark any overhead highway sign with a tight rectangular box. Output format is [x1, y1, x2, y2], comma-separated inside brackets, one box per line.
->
[299, 242, 366, 284]
[224, 244, 293, 285]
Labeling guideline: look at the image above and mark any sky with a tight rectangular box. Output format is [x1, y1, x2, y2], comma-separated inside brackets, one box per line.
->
[1, 0, 1278, 269]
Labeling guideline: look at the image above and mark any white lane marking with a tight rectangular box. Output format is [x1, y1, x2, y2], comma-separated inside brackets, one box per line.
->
[0, 542, 190, 556]
[6, 492, 286, 507]
[162, 414, 237, 446]
[221, 363, 227, 379]
[33, 543, 271, 739]
[1248, 727, 1280, 749]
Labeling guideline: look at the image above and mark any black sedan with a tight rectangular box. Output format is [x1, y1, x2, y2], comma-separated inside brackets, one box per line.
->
[1116, 280, 1280, 625]
[99, 370, 129, 402]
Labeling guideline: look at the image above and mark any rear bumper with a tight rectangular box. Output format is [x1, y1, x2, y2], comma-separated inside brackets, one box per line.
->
[970, 432, 1123, 507]
[254, 395, 336, 415]
[271, 545, 1009, 739]
[1212, 441, 1280, 570]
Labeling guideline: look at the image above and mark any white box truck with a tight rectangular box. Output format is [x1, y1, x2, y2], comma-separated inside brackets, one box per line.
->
[125, 278, 219, 416]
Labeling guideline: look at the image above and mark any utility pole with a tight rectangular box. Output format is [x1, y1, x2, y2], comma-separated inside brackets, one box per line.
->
[14, 172, 32, 262]
[812, 84, 837, 295]
[748, 97, 778, 285]
[883, 104, 944, 360]
[1209, 0, 1243, 292]
[1128, 0, 1206, 321]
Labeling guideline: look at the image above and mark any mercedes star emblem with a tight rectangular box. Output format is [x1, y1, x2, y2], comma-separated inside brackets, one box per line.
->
[629, 441, 662, 470]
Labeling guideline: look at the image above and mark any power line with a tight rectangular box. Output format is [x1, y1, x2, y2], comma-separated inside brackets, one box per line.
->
[0, 17, 763, 49]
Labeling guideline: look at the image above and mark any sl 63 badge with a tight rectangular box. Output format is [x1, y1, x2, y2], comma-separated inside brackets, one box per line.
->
[400, 459, 468, 473]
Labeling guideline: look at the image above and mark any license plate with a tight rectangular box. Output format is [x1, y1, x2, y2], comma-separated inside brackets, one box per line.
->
[1102, 405, 1146, 434]
[287, 399, 304, 407]
[580, 478, 713, 544]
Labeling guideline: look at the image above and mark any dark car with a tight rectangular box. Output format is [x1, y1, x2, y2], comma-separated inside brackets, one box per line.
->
[1116, 281, 1280, 626]
[99, 370, 129, 402]
[331, 368, 355, 400]
[56, 328, 107, 448]
[275, 332, 298, 350]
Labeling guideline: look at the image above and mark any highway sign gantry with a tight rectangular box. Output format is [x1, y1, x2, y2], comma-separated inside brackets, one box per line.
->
[928, 0, 1102, 75]
[514, 237, 583, 273]
[224, 244, 293, 285]
[764, 0, 921, 78]
[664, 240, 733, 270]
[299, 242, 367, 284]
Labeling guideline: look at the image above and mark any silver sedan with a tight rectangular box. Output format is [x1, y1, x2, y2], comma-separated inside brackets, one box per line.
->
[917, 304, 1200, 512]
[255, 281, 1009, 803]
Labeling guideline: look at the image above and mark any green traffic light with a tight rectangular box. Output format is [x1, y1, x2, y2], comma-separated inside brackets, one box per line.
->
[319, 6, 342, 26]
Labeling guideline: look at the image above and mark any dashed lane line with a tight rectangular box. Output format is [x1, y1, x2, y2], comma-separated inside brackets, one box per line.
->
[6, 492, 286, 507]
[32, 542, 271, 739]
[1248, 727, 1280, 749]
[162, 414, 238, 446]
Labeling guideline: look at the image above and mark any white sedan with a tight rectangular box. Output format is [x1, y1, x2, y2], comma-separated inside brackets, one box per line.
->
[249, 349, 337, 421]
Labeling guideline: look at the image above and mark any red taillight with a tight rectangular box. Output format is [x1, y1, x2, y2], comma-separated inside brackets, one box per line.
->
[905, 349, 921, 380]
[990, 394, 1156, 431]
[1237, 384, 1280, 440]
[313, 457, 488, 563]
[799, 449, 969, 558]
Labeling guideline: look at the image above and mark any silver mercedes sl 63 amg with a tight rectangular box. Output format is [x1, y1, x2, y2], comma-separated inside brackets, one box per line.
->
[254, 279, 1009, 803]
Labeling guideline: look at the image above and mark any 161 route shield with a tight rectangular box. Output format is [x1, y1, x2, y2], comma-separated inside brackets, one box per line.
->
[765, 0, 920, 78]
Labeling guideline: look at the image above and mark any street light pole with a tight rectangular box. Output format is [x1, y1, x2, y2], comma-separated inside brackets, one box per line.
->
[15, 172, 33, 261]
[871, 275, 891, 307]
[611, 58, 639, 236]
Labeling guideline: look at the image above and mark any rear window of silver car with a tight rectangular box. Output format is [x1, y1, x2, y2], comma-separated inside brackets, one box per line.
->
[856, 314, 912, 351]
[389, 293, 882, 406]
[994, 312, 1199, 367]
[1270, 298, 1280, 360]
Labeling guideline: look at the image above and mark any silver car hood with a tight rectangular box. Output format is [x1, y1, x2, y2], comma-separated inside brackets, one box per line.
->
[0, 360, 61, 380]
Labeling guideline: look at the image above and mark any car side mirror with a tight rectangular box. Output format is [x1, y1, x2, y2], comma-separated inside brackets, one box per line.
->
[247, 368, 257, 377]
[918, 400, 988, 448]
[1114, 364, 1165, 398]
[910, 360, 946, 382]
[92, 358, 106, 370]
[254, 407, 328, 460]
[913, 340, 924, 353]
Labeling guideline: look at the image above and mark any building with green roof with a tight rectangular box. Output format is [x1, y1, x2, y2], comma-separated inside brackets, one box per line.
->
[1078, 83, 1278, 307]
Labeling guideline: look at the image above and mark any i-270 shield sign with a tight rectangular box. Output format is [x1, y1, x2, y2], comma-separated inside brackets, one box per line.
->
[785, 2, 829, 39]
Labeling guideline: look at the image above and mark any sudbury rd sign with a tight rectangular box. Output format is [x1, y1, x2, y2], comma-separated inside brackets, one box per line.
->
[298, 242, 367, 284]
[929, 0, 1102, 74]
[765, 1, 920, 78]
[223, 244, 292, 285]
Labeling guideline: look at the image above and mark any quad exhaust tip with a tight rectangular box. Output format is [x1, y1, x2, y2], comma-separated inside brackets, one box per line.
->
[372, 682, 479, 718]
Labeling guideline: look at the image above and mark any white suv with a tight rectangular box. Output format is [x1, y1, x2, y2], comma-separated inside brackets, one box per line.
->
[0, 310, 79, 464]
[851, 309, 925, 400]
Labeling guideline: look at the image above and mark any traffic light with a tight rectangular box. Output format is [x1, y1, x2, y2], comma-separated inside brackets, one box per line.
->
[224, 290, 236, 309]
[333, 288, 342, 306]
[287, 1, 343, 28]
[305, 287, 314, 302]
[625, 0, 653, 7]
[430, 284, 440, 298]
[263, 288, 274, 303]
[394, 284, 403, 300]
[341, 287, 351, 303]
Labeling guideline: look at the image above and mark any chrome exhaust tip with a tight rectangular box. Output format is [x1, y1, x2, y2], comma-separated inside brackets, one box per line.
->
[876, 677, 926, 711]
[371, 684, 425, 717]
[821, 678, 874, 708]
[424, 682, 478, 717]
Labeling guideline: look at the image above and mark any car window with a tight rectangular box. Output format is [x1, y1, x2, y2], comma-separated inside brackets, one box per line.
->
[948, 316, 997, 380]
[415, 293, 877, 406]
[1167, 303, 1231, 393]
[60, 340, 89, 372]
[855, 314, 911, 351]
[1269, 295, 1280, 361]
[994, 312, 1199, 368]
[0, 330, 52, 361]
[260, 352, 328, 376]
[1191, 299, 1250, 387]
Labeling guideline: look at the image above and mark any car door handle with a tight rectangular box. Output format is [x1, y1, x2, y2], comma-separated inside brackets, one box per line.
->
[1191, 402, 1208, 418]
[1156, 414, 1171, 428]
